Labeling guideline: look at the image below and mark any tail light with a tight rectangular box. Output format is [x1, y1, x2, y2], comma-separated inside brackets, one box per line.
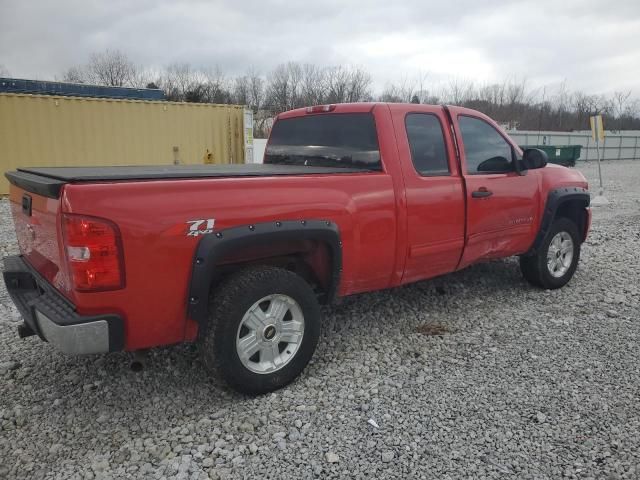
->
[62, 214, 125, 291]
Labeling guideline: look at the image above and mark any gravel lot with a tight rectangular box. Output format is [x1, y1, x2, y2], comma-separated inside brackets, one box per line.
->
[1, 161, 639, 480]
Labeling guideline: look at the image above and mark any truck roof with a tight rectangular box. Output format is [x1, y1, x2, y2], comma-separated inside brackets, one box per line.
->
[276, 102, 475, 120]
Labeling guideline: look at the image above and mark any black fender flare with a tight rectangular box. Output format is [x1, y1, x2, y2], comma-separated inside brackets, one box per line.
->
[527, 186, 590, 255]
[187, 219, 342, 327]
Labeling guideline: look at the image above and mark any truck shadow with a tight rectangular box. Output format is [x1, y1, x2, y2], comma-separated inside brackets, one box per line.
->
[319, 257, 526, 338]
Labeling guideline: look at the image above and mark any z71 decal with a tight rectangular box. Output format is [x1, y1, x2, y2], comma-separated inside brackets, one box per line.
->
[186, 219, 215, 237]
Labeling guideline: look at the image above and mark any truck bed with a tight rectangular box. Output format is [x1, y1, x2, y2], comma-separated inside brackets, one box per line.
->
[6, 164, 367, 198]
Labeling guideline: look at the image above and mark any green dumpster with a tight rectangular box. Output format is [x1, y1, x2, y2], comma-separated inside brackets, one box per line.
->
[519, 145, 582, 167]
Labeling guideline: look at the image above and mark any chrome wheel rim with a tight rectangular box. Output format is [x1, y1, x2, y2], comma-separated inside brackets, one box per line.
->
[236, 294, 305, 374]
[546, 232, 574, 278]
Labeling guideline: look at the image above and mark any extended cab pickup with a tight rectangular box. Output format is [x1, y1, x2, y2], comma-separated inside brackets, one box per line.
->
[3, 103, 591, 394]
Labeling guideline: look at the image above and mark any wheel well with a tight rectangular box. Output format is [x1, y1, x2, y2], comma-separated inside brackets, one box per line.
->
[526, 189, 589, 256]
[188, 220, 342, 326]
[211, 239, 335, 303]
[554, 199, 588, 241]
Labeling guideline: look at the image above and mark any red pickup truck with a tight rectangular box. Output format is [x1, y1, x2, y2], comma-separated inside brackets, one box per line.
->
[3, 103, 590, 394]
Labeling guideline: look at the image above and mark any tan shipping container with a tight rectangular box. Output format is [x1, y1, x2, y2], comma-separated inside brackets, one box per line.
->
[0, 93, 246, 194]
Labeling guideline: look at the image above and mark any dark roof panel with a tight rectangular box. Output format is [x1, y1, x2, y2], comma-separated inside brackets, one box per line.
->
[0, 78, 165, 101]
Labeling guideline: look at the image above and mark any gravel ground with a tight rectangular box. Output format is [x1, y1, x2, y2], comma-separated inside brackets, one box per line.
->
[1, 160, 639, 480]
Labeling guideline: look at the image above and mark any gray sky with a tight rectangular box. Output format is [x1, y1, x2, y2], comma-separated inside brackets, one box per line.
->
[1, 0, 639, 95]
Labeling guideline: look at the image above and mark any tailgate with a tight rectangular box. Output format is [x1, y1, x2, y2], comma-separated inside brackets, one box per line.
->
[7, 176, 70, 299]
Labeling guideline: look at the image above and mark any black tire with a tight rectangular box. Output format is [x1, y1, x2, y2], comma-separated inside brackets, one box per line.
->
[199, 266, 321, 395]
[520, 217, 581, 289]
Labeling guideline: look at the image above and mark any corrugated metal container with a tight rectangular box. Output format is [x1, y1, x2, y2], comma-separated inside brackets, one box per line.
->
[0, 93, 246, 194]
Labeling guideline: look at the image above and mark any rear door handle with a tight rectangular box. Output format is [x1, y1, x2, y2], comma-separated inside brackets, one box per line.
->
[472, 189, 493, 198]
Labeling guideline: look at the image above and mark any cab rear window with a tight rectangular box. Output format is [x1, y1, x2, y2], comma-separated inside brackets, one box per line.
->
[265, 113, 381, 171]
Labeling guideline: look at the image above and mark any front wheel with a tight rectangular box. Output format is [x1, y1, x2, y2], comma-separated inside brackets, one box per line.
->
[199, 266, 321, 395]
[520, 217, 581, 289]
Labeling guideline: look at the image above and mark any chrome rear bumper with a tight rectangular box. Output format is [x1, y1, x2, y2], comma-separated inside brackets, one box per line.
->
[2, 255, 123, 355]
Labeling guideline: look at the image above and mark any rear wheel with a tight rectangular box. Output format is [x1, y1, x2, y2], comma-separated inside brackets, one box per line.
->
[199, 266, 321, 395]
[520, 217, 581, 289]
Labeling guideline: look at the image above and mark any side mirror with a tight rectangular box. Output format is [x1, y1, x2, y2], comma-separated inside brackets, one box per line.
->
[522, 148, 548, 170]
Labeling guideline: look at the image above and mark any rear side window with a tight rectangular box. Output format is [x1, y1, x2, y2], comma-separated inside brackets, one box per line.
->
[265, 113, 381, 171]
[405, 113, 450, 176]
[458, 116, 514, 174]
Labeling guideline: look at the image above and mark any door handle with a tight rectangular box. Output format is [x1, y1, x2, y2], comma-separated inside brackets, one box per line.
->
[472, 188, 493, 198]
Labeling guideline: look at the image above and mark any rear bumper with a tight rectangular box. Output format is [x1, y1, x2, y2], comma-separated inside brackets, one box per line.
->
[2, 255, 124, 354]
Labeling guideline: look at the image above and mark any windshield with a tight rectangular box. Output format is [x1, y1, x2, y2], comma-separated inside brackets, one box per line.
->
[264, 113, 381, 170]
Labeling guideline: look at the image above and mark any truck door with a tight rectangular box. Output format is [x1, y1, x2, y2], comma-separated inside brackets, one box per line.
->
[389, 105, 465, 284]
[447, 107, 541, 268]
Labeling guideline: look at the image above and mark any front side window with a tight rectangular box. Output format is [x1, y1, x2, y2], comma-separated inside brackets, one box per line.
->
[458, 116, 514, 174]
[265, 113, 381, 170]
[405, 113, 450, 176]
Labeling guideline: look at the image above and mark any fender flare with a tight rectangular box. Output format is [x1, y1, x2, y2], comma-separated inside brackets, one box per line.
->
[187, 219, 342, 327]
[527, 186, 590, 254]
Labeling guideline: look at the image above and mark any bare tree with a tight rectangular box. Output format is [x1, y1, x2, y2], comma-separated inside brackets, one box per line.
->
[234, 68, 266, 109]
[233, 75, 250, 105]
[233, 73, 268, 133]
[61, 66, 86, 83]
[379, 72, 436, 104]
[442, 78, 474, 105]
[344, 67, 372, 102]
[610, 90, 631, 130]
[411, 72, 436, 105]
[626, 98, 640, 121]
[60, 50, 137, 87]
[266, 62, 303, 113]
[380, 81, 414, 103]
[550, 80, 570, 130]
[86, 50, 137, 86]
[477, 83, 506, 107]
[325, 66, 349, 103]
[247, 69, 265, 110]
[323, 66, 371, 103]
[300, 64, 326, 106]
[505, 78, 527, 106]
[159, 64, 232, 103]
[203, 67, 230, 103]
[263, 62, 371, 113]
[380, 75, 419, 103]
[130, 67, 162, 89]
[161, 63, 193, 100]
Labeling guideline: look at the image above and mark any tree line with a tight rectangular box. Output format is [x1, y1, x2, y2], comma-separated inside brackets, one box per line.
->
[59, 50, 640, 136]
